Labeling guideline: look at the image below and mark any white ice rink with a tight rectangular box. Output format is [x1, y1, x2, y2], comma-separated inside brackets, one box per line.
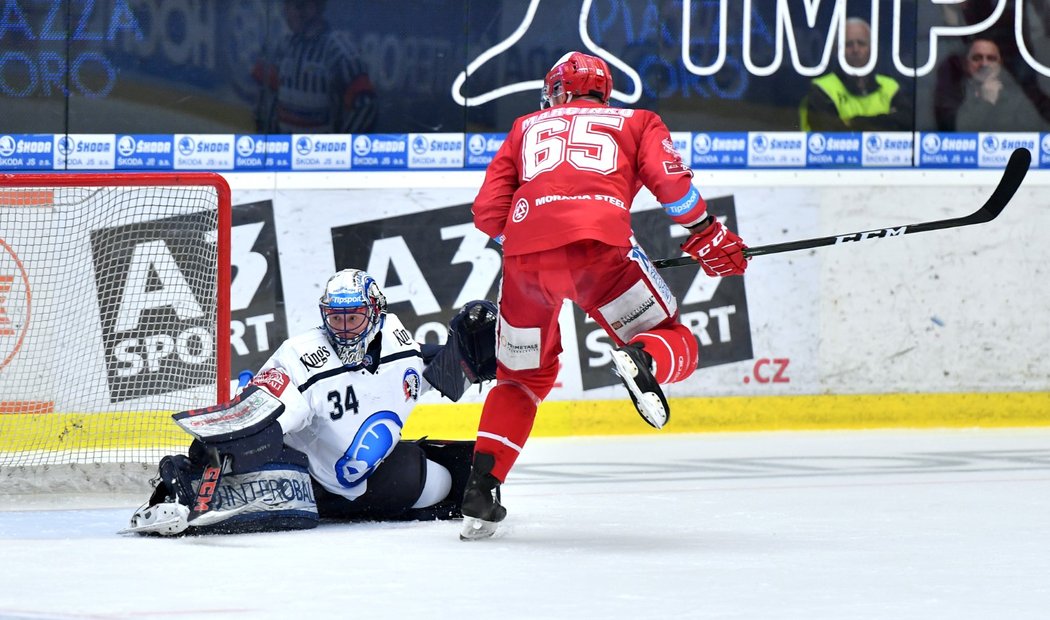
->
[2, 428, 1049, 620]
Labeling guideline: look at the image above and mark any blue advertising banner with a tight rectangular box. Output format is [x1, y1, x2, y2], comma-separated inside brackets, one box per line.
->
[234, 136, 292, 171]
[115, 135, 174, 170]
[916, 133, 979, 168]
[351, 134, 408, 170]
[56, 135, 115, 170]
[691, 132, 748, 168]
[861, 133, 914, 167]
[465, 133, 505, 169]
[0, 135, 54, 170]
[747, 132, 807, 168]
[806, 133, 862, 167]
[290, 135, 352, 171]
[408, 133, 464, 169]
[0, 132, 1042, 172]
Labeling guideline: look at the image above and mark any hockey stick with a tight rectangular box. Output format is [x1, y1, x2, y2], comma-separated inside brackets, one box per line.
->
[652, 147, 1032, 270]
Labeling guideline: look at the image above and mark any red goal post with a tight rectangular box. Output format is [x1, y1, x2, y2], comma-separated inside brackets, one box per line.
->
[0, 172, 231, 491]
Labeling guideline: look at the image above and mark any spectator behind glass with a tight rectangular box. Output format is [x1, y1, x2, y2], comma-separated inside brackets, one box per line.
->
[934, 38, 1048, 132]
[938, 1, 1050, 127]
[800, 18, 912, 131]
[254, 0, 377, 133]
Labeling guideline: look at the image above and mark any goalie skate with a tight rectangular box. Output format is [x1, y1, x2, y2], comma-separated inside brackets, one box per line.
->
[121, 501, 190, 536]
[611, 344, 669, 429]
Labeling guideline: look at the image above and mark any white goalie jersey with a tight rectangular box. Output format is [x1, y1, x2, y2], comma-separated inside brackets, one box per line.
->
[248, 312, 429, 501]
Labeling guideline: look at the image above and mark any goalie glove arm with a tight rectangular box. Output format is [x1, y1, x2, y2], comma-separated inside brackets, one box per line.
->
[422, 300, 498, 402]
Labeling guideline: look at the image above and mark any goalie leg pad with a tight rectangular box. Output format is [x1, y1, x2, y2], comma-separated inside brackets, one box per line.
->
[188, 446, 318, 535]
[126, 447, 318, 536]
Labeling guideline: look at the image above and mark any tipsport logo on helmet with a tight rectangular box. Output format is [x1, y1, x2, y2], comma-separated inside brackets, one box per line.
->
[329, 290, 367, 306]
[90, 212, 219, 403]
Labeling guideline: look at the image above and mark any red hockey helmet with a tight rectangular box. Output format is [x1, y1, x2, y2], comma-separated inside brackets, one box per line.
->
[540, 51, 613, 109]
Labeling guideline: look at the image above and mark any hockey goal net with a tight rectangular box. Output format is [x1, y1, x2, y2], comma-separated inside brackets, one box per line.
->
[0, 173, 230, 492]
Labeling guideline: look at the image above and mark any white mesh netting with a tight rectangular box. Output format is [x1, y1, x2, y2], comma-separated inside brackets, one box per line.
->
[0, 177, 229, 492]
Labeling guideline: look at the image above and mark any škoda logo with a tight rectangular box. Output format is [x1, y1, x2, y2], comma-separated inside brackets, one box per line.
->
[0, 238, 30, 370]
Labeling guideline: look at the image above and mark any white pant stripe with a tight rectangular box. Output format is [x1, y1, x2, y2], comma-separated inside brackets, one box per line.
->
[477, 431, 523, 453]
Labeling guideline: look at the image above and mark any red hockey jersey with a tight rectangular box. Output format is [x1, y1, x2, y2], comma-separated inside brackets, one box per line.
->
[472, 100, 707, 257]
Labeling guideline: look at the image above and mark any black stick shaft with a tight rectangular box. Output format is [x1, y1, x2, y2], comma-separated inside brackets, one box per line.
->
[653, 147, 1031, 270]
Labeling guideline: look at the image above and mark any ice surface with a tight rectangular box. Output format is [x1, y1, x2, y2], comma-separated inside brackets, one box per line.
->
[1, 429, 1049, 620]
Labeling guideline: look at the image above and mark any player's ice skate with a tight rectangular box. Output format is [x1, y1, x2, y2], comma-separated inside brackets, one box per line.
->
[611, 344, 670, 429]
[121, 501, 190, 536]
[459, 453, 506, 541]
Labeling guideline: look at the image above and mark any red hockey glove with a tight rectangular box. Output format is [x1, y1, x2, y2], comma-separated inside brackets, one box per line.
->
[680, 217, 748, 277]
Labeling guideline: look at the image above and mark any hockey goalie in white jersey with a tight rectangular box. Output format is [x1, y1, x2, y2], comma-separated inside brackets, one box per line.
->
[125, 268, 497, 536]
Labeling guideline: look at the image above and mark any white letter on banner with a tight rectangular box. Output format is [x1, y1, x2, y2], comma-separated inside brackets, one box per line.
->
[742, 0, 878, 78]
[681, 0, 728, 76]
[366, 237, 440, 315]
[440, 223, 502, 309]
[892, 0, 1007, 77]
[229, 222, 267, 312]
[1015, 0, 1050, 77]
[116, 240, 204, 332]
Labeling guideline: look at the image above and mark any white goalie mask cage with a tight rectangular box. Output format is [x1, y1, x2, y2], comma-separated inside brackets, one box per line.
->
[318, 269, 387, 367]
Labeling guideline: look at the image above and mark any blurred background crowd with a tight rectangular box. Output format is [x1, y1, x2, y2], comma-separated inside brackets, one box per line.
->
[3, 0, 1048, 135]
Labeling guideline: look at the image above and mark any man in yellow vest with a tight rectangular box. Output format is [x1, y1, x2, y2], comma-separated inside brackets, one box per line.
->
[800, 18, 911, 131]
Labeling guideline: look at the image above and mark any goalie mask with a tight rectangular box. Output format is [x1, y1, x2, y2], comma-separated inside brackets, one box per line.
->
[540, 51, 613, 109]
[319, 269, 387, 367]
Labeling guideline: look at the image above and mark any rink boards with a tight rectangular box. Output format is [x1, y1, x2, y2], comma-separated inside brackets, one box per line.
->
[2, 168, 1048, 452]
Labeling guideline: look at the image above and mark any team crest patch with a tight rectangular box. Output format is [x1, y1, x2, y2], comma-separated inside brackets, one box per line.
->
[663, 160, 691, 175]
[403, 368, 421, 401]
[250, 368, 290, 397]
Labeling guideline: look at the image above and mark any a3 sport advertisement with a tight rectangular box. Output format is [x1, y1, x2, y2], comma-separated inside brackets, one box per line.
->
[328, 196, 753, 397]
[91, 211, 218, 403]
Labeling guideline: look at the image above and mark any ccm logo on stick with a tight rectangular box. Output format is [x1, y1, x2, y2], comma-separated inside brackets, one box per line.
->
[835, 226, 906, 244]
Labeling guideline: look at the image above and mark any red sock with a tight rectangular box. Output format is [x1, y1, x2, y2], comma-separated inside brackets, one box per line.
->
[630, 323, 699, 383]
[474, 383, 538, 481]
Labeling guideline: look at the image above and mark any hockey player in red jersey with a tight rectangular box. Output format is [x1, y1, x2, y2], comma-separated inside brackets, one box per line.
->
[459, 51, 749, 540]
